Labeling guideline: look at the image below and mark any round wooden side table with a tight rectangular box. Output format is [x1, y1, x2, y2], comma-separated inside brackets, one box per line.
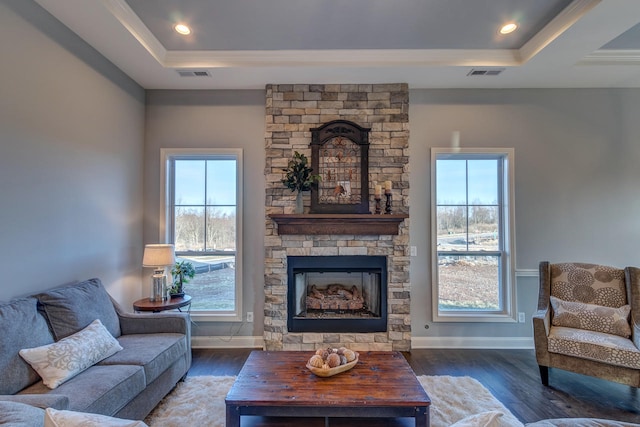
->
[133, 295, 191, 313]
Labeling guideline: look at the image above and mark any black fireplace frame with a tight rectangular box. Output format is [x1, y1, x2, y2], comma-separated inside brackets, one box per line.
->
[287, 255, 387, 333]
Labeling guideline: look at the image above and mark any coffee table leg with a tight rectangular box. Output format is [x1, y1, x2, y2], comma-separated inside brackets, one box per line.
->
[226, 404, 240, 427]
[415, 406, 429, 427]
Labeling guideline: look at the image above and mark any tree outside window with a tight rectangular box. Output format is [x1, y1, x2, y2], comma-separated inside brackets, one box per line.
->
[431, 148, 515, 322]
[161, 149, 243, 321]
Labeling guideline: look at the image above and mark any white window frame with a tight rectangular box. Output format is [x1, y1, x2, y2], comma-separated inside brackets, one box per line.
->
[431, 147, 516, 323]
[160, 148, 243, 322]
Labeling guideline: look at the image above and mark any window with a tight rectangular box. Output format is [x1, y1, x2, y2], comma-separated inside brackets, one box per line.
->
[161, 148, 242, 321]
[431, 148, 515, 322]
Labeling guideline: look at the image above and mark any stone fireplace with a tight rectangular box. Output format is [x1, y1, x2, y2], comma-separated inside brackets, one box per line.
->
[264, 83, 410, 351]
[287, 255, 387, 333]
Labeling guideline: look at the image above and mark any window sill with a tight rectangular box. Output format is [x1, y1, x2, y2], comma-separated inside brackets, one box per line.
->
[432, 313, 517, 323]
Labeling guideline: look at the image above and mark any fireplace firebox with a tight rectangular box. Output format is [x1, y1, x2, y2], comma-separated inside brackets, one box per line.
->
[287, 255, 387, 333]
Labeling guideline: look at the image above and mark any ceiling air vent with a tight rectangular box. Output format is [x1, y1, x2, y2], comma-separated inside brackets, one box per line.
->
[177, 70, 211, 77]
[467, 68, 505, 76]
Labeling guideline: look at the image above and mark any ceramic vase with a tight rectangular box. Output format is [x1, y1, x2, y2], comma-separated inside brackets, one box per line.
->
[295, 191, 303, 214]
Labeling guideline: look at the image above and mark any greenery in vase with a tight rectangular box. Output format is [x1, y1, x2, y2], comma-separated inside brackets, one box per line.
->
[170, 261, 196, 295]
[281, 151, 321, 192]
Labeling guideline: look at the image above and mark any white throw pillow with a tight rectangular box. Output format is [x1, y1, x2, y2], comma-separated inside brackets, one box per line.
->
[19, 319, 122, 389]
[44, 408, 147, 427]
[451, 411, 504, 427]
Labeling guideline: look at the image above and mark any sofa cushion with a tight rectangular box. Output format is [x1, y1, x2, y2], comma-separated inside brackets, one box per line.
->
[19, 364, 146, 416]
[0, 394, 69, 410]
[0, 297, 55, 394]
[100, 333, 188, 384]
[548, 326, 640, 369]
[0, 401, 45, 427]
[36, 278, 121, 339]
[19, 319, 123, 389]
[44, 408, 148, 427]
[550, 296, 631, 338]
[550, 263, 627, 308]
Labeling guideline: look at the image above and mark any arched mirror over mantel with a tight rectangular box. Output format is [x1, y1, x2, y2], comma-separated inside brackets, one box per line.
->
[310, 120, 370, 214]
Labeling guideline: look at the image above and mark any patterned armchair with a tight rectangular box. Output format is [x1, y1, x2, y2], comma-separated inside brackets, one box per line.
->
[533, 262, 640, 387]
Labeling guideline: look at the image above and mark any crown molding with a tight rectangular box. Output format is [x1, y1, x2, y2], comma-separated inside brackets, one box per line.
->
[579, 49, 640, 65]
[102, 0, 167, 64]
[519, 0, 601, 63]
[163, 49, 520, 68]
[104, 0, 601, 70]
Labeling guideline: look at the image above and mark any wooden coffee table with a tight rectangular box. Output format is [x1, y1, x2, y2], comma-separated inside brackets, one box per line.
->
[225, 350, 430, 427]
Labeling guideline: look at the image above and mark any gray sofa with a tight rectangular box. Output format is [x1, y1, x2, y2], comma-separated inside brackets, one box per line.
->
[0, 278, 191, 423]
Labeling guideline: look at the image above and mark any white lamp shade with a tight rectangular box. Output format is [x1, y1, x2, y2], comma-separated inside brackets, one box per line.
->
[142, 244, 175, 267]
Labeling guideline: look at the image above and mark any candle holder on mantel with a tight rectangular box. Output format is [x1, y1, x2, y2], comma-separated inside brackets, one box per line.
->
[374, 196, 382, 214]
[384, 191, 392, 214]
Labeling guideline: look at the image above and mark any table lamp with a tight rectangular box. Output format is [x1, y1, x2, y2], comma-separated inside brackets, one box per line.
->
[142, 244, 175, 301]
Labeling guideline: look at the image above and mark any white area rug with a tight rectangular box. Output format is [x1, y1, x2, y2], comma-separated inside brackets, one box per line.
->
[145, 375, 523, 427]
[417, 375, 523, 427]
[145, 376, 235, 427]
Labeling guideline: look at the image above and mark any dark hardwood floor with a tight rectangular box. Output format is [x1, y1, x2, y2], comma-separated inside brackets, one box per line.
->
[189, 348, 640, 425]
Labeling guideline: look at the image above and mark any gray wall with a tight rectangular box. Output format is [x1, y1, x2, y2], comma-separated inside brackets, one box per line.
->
[5, 0, 640, 345]
[144, 90, 266, 338]
[144, 87, 640, 345]
[410, 89, 640, 344]
[0, 0, 145, 303]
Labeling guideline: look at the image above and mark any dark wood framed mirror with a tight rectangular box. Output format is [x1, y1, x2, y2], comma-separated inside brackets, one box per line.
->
[310, 120, 370, 214]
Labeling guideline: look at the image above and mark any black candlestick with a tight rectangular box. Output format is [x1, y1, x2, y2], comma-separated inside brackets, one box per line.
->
[374, 197, 382, 214]
[384, 192, 392, 214]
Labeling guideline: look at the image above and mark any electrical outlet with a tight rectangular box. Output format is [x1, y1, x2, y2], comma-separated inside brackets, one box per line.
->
[518, 312, 525, 323]
[410, 246, 417, 256]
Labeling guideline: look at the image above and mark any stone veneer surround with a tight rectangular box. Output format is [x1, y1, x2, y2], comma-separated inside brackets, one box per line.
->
[264, 83, 411, 351]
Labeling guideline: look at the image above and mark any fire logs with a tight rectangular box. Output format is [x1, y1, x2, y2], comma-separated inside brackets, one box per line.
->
[306, 284, 364, 310]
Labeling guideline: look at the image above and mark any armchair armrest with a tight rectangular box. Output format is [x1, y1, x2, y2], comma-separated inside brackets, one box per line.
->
[534, 261, 553, 366]
[532, 308, 551, 337]
[532, 306, 552, 365]
[0, 394, 69, 410]
[117, 311, 191, 337]
[111, 297, 191, 336]
[625, 266, 640, 349]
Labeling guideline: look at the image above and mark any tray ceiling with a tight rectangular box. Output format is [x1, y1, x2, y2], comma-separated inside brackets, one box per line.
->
[33, 0, 640, 89]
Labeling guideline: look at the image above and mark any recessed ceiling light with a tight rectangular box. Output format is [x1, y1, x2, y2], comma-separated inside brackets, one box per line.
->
[500, 23, 518, 35]
[174, 24, 191, 35]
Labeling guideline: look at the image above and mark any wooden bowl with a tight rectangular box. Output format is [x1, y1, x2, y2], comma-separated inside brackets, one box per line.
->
[306, 353, 359, 377]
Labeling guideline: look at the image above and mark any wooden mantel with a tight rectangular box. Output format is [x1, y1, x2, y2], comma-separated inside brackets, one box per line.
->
[269, 213, 409, 235]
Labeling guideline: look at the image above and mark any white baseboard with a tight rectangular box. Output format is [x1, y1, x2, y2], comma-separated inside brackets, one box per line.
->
[411, 336, 534, 349]
[191, 336, 533, 349]
[191, 335, 264, 349]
